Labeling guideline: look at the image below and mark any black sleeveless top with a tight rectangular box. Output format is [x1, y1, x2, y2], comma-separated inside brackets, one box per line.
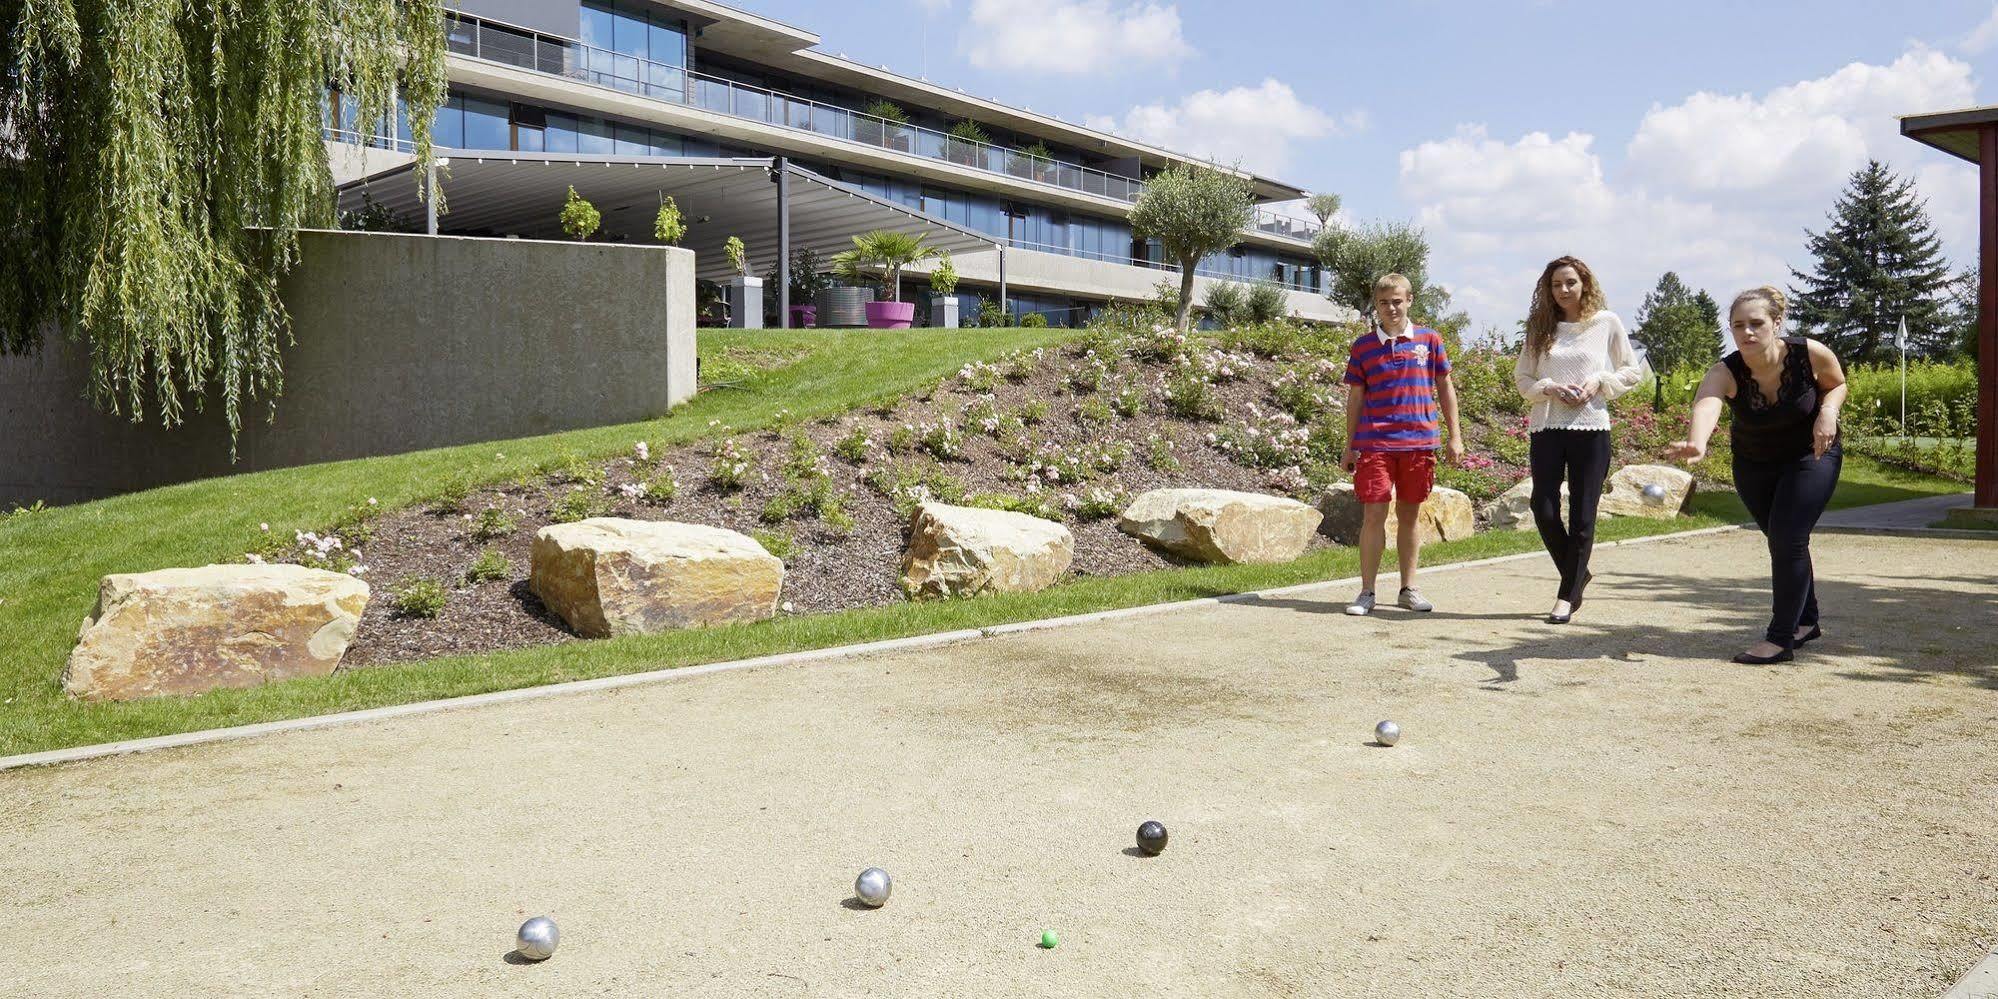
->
[1725, 337, 1838, 463]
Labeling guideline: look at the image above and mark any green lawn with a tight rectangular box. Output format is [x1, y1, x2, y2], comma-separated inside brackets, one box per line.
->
[0, 328, 1965, 757]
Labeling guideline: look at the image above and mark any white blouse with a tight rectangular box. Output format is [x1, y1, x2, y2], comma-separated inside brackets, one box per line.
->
[1512, 311, 1647, 432]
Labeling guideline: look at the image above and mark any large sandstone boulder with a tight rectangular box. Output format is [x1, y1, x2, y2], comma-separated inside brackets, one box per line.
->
[901, 502, 1074, 599]
[529, 518, 782, 638]
[1484, 477, 1578, 531]
[63, 564, 370, 701]
[1600, 464, 1695, 519]
[1317, 483, 1476, 546]
[1118, 488, 1322, 565]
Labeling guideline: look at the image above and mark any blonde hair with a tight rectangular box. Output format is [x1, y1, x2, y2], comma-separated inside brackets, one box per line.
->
[1730, 285, 1788, 324]
[1372, 273, 1412, 298]
[1523, 256, 1607, 360]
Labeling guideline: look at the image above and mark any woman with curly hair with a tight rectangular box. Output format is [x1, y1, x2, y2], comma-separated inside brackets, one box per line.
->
[1669, 287, 1847, 664]
[1512, 256, 1646, 624]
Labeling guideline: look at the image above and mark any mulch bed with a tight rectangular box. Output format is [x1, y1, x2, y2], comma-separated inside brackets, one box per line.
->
[329, 332, 1351, 668]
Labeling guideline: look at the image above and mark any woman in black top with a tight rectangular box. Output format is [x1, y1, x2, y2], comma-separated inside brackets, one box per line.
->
[1668, 286, 1848, 664]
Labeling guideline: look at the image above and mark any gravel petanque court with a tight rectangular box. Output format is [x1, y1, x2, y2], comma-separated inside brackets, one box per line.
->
[3, 530, 1995, 998]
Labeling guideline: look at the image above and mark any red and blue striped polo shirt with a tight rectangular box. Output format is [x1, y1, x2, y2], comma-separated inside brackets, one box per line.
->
[1343, 326, 1452, 452]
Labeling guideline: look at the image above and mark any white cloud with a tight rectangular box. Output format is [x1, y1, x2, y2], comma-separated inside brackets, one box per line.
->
[1626, 49, 1974, 199]
[961, 0, 1190, 75]
[1397, 49, 1981, 335]
[1085, 79, 1361, 178]
[1962, 3, 1998, 53]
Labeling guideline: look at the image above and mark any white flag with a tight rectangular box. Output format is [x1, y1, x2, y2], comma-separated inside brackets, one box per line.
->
[1896, 316, 1909, 353]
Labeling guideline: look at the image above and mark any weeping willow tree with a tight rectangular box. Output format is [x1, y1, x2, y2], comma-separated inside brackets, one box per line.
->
[0, 0, 446, 439]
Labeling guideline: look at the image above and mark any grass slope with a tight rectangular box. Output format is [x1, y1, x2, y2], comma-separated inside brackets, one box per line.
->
[0, 328, 1965, 757]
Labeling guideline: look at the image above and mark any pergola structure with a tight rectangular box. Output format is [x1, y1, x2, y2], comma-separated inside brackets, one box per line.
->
[336, 153, 1004, 325]
[1901, 104, 1997, 524]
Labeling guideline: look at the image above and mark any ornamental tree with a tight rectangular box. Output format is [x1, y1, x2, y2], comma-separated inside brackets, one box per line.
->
[560, 186, 601, 241]
[653, 196, 687, 245]
[0, 0, 446, 439]
[1128, 164, 1255, 332]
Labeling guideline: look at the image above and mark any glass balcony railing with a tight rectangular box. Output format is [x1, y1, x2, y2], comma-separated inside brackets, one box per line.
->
[442, 12, 1321, 244]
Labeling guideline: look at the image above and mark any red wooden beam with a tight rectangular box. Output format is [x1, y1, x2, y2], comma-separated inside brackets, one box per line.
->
[1980, 124, 1997, 508]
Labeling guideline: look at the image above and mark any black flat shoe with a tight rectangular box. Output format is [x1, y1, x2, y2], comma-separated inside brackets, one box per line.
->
[1794, 625, 1823, 647]
[1547, 612, 1571, 625]
[1731, 648, 1795, 665]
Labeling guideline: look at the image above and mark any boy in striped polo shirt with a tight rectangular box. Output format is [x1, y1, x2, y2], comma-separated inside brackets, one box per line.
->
[1340, 273, 1464, 616]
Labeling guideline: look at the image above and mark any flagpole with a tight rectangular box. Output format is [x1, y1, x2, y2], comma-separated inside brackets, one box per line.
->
[1898, 315, 1908, 436]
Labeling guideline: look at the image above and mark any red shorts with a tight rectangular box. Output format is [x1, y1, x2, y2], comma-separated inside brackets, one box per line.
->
[1353, 450, 1436, 504]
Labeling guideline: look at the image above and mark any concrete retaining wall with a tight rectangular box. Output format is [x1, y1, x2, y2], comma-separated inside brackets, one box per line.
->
[1, 229, 695, 506]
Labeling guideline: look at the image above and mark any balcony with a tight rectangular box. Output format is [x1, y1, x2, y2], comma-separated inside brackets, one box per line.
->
[443, 13, 1322, 245]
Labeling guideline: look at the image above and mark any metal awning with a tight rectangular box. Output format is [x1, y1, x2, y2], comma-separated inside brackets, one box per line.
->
[335, 153, 1001, 281]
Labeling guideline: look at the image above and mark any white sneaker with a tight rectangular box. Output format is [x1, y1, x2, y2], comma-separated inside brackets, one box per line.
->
[1398, 587, 1434, 612]
[1345, 591, 1376, 616]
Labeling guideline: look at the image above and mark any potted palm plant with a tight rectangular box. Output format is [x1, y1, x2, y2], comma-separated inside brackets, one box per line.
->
[833, 230, 935, 329]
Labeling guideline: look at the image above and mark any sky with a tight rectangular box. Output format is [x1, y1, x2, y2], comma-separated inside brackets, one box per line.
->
[742, 0, 1994, 333]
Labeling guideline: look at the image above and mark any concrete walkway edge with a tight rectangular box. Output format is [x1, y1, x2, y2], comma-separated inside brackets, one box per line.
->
[0, 524, 1746, 773]
[1944, 950, 1998, 998]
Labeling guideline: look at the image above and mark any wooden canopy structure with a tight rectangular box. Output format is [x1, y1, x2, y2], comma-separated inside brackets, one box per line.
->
[1901, 105, 1997, 519]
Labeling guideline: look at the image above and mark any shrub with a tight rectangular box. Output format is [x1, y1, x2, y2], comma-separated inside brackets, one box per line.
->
[427, 479, 472, 515]
[1210, 412, 1311, 469]
[1244, 282, 1288, 323]
[1077, 397, 1114, 424]
[998, 348, 1042, 382]
[1069, 485, 1127, 521]
[1127, 324, 1190, 363]
[834, 425, 873, 463]
[1203, 281, 1245, 326]
[390, 577, 449, 619]
[559, 186, 600, 241]
[750, 528, 796, 560]
[1017, 400, 1050, 425]
[642, 469, 679, 504]
[723, 235, 748, 275]
[867, 462, 968, 517]
[968, 491, 1062, 522]
[551, 488, 608, 523]
[1161, 370, 1223, 421]
[653, 196, 686, 245]
[783, 431, 826, 479]
[1066, 352, 1113, 393]
[1021, 311, 1049, 328]
[917, 420, 967, 461]
[469, 505, 518, 542]
[931, 251, 959, 296]
[549, 454, 605, 489]
[463, 549, 512, 585]
[1844, 360, 1975, 421]
[962, 398, 1003, 436]
[957, 360, 1002, 393]
[709, 438, 751, 490]
[1144, 434, 1181, 472]
[978, 298, 1011, 328]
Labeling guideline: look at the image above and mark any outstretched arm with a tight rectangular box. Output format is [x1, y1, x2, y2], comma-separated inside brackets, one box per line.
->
[1667, 363, 1732, 462]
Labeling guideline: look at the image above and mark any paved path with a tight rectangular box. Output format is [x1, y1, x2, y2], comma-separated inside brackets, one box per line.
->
[4, 531, 1996, 998]
[1820, 492, 1974, 530]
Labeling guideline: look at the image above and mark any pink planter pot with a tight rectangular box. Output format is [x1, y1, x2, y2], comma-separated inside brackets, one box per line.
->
[865, 301, 915, 329]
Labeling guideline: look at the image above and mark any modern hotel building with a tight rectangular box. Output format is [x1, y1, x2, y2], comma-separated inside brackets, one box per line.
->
[330, 0, 1348, 325]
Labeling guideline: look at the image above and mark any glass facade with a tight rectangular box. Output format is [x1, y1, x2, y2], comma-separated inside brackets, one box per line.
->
[579, 0, 688, 101]
[340, 82, 1321, 292]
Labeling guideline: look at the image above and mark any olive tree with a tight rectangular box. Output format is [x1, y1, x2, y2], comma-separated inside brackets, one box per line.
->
[1129, 164, 1256, 332]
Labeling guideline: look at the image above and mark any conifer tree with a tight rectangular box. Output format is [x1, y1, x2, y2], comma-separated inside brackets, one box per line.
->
[1789, 161, 1953, 364]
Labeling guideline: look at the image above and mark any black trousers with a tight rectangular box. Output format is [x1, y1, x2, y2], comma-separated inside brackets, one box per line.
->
[1732, 449, 1842, 647]
[1529, 429, 1612, 604]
